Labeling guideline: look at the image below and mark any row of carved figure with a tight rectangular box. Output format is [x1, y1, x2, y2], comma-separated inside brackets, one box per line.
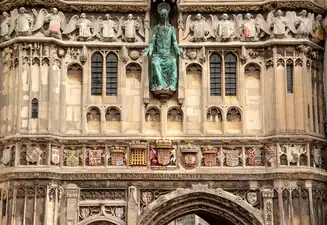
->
[0, 7, 146, 42]
[181, 10, 326, 42]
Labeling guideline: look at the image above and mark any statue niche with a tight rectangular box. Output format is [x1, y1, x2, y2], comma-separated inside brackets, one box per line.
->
[144, 3, 180, 101]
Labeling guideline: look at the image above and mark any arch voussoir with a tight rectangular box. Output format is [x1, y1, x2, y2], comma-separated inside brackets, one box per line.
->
[138, 187, 264, 225]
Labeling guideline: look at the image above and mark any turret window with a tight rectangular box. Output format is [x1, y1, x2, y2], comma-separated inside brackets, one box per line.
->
[31, 98, 38, 118]
[286, 63, 294, 93]
[91, 52, 118, 96]
[91, 53, 103, 95]
[210, 52, 237, 97]
[106, 53, 118, 96]
[210, 53, 222, 96]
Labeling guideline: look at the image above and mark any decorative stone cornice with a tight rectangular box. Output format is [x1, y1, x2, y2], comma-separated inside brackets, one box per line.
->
[0, 0, 149, 13]
[177, 1, 325, 14]
[1, 171, 327, 182]
[0, 37, 324, 51]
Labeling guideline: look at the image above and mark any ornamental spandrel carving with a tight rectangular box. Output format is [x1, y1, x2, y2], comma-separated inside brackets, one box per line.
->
[79, 205, 125, 222]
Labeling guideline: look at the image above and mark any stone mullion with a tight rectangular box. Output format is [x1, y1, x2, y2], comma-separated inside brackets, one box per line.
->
[47, 46, 54, 132]
[15, 51, 22, 132]
[294, 58, 304, 131]
[161, 103, 167, 138]
[308, 185, 315, 225]
[27, 55, 33, 132]
[59, 59, 67, 134]
[44, 185, 50, 225]
[202, 56, 208, 134]
[65, 184, 79, 225]
[23, 188, 27, 225]
[82, 144, 86, 167]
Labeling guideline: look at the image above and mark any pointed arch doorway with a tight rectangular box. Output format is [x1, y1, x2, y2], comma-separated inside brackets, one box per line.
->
[138, 187, 264, 225]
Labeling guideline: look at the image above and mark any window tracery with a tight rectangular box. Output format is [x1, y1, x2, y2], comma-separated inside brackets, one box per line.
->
[31, 98, 38, 118]
[91, 52, 103, 96]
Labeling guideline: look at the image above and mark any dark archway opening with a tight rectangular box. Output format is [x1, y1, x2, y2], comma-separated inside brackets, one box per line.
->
[167, 212, 235, 225]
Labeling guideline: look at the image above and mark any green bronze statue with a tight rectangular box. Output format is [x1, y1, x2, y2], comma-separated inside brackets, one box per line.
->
[144, 3, 180, 92]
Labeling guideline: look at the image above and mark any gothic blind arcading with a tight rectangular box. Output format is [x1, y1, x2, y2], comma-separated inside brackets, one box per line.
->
[106, 53, 118, 96]
[225, 53, 237, 96]
[286, 63, 294, 93]
[31, 98, 38, 118]
[91, 53, 103, 96]
[210, 53, 222, 96]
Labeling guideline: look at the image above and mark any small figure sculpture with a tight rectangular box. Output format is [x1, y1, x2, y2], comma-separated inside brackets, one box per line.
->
[143, 3, 180, 93]
[32, 8, 66, 39]
[92, 14, 123, 41]
[268, 10, 296, 38]
[294, 10, 314, 38]
[14, 7, 33, 36]
[0, 12, 10, 40]
[63, 13, 93, 41]
[183, 13, 213, 42]
[100, 14, 118, 41]
[122, 14, 144, 42]
[217, 14, 236, 41]
[241, 13, 270, 41]
[311, 14, 325, 42]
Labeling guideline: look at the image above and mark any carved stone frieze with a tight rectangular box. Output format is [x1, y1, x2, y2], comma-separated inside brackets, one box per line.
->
[0, 0, 149, 13]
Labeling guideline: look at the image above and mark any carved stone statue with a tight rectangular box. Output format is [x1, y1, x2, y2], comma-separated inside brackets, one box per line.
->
[312, 14, 325, 42]
[32, 8, 66, 39]
[100, 14, 118, 41]
[143, 3, 180, 95]
[268, 10, 294, 38]
[295, 10, 314, 38]
[0, 12, 10, 40]
[122, 14, 144, 42]
[217, 14, 235, 41]
[183, 13, 212, 42]
[63, 13, 93, 41]
[15, 7, 33, 36]
[241, 13, 270, 41]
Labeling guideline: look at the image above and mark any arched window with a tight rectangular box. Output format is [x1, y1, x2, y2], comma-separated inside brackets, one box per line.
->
[286, 62, 294, 93]
[225, 53, 237, 96]
[210, 53, 222, 96]
[106, 53, 118, 96]
[91, 53, 103, 95]
[31, 98, 38, 118]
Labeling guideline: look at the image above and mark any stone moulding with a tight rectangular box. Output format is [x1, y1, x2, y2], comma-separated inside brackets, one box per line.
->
[0, 171, 326, 181]
[0, 36, 323, 51]
[0, 0, 149, 13]
[177, 0, 325, 14]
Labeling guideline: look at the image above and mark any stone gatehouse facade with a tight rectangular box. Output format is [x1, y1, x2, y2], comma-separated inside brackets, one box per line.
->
[0, 0, 326, 224]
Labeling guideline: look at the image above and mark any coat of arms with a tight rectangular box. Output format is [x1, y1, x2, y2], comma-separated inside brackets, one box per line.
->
[265, 145, 277, 167]
[246, 192, 258, 206]
[180, 143, 199, 169]
[247, 147, 263, 166]
[151, 140, 174, 166]
[1, 146, 12, 165]
[141, 191, 154, 205]
[201, 146, 218, 167]
[64, 150, 81, 167]
[114, 207, 124, 219]
[26, 145, 42, 163]
[51, 147, 60, 165]
[88, 149, 102, 166]
[225, 150, 240, 167]
[109, 147, 126, 166]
